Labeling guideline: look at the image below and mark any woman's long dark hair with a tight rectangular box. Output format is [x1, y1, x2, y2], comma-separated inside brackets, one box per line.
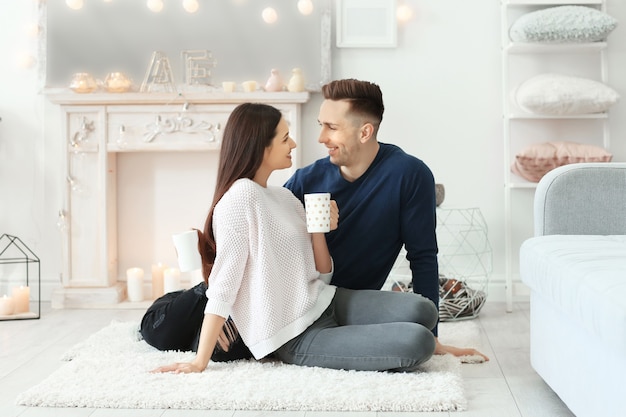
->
[196, 103, 282, 283]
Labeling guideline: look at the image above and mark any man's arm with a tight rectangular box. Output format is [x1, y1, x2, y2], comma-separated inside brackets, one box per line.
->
[399, 163, 440, 334]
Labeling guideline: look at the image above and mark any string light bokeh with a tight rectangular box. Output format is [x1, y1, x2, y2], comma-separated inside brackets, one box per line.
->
[61, 0, 415, 23]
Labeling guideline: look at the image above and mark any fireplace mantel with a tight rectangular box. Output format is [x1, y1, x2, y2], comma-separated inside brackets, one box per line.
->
[47, 89, 310, 308]
[45, 89, 311, 106]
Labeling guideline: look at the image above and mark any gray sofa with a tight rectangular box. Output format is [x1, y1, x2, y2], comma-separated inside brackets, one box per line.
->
[520, 162, 626, 417]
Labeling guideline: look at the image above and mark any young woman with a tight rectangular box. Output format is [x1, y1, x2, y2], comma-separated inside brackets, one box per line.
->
[152, 103, 438, 374]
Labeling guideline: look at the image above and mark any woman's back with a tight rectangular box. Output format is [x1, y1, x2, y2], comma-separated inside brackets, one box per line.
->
[204, 178, 335, 359]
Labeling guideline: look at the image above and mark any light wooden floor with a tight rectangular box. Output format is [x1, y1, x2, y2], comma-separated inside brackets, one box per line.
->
[0, 301, 575, 417]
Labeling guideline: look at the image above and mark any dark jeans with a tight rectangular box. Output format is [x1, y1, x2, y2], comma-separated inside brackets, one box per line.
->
[139, 282, 252, 362]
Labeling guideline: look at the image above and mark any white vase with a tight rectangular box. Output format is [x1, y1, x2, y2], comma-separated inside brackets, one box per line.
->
[287, 68, 305, 92]
[264, 68, 284, 92]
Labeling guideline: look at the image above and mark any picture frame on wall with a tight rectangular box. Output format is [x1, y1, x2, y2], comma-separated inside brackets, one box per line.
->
[336, 0, 397, 48]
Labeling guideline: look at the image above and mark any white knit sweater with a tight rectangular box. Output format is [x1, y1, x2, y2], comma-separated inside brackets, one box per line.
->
[204, 179, 336, 359]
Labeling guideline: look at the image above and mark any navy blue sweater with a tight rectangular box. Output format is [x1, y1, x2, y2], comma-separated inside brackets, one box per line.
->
[285, 143, 439, 334]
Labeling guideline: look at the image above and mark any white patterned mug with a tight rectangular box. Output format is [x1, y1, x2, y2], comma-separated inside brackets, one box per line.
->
[304, 193, 331, 233]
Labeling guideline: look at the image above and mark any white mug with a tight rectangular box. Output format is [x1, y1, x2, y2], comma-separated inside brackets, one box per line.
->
[304, 193, 331, 233]
[172, 230, 202, 272]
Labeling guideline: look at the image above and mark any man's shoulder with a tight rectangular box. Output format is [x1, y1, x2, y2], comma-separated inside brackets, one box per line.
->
[297, 157, 333, 175]
[378, 143, 432, 176]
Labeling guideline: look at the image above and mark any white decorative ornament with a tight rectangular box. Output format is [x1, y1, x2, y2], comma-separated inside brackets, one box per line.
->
[181, 50, 215, 86]
[264, 69, 284, 92]
[140, 51, 176, 93]
[287, 68, 306, 92]
[143, 114, 220, 143]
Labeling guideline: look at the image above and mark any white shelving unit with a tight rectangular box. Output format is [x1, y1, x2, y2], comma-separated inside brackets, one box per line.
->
[501, 0, 611, 311]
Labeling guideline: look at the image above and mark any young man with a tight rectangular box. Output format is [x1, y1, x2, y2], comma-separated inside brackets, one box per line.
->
[285, 78, 487, 359]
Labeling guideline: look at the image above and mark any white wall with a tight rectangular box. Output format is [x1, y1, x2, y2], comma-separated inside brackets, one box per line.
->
[321, 0, 626, 301]
[331, 1, 507, 296]
[0, 1, 55, 294]
[2, 0, 625, 302]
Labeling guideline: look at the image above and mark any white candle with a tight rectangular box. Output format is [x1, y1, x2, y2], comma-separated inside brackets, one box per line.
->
[126, 267, 144, 302]
[222, 81, 236, 92]
[163, 267, 181, 294]
[12, 286, 29, 314]
[242, 80, 257, 92]
[0, 295, 15, 316]
[151, 262, 167, 299]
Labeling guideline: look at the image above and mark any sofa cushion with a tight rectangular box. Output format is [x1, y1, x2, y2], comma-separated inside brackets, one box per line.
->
[520, 235, 626, 354]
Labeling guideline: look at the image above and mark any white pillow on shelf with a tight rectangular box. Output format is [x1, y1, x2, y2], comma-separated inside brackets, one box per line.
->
[515, 73, 619, 115]
[509, 5, 618, 43]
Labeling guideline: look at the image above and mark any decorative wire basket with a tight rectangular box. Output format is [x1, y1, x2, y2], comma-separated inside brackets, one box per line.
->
[387, 207, 492, 322]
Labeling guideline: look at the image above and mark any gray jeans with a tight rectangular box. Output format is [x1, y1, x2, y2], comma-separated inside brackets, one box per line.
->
[273, 287, 438, 372]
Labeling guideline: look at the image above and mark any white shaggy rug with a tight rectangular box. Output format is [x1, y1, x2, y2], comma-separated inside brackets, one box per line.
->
[16, 320, 483, 412]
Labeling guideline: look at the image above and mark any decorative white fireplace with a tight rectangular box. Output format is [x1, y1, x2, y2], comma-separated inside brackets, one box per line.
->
[46, 90, 310, 308]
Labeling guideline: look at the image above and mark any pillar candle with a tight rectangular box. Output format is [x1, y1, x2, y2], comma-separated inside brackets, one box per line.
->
[12, 286, 30, 314]
[242, 80, 257, 92]
[126, 267, 144, 302]
[163, 267, 181, 294]
[151, 262, 167, 299]
[0, 295, 15, 316]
